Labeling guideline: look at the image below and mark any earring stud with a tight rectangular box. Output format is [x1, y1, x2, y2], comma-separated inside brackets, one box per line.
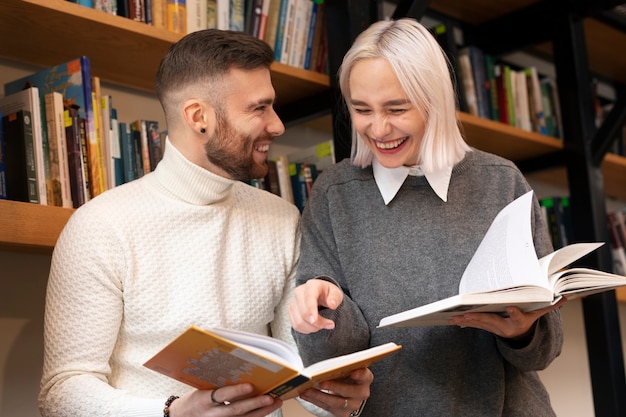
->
[200, 127, 206, 134]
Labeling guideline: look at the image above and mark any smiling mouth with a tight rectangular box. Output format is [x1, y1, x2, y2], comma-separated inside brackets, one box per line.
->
[374, 137, 408, 149]
[255, 143, 270, 152]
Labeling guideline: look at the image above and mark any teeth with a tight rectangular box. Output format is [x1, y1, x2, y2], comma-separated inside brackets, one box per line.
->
[375, 138, 407, 149]
[255, 144, 269, 152]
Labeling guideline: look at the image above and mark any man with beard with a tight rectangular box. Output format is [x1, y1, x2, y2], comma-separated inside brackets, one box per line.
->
[39, 29, 372, 417]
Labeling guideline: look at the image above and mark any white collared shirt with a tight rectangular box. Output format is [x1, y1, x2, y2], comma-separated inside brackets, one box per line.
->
[372, 158, 452, 205]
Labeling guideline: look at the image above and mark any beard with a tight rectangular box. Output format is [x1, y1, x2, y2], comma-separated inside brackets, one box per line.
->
[204, 111, 270, 181]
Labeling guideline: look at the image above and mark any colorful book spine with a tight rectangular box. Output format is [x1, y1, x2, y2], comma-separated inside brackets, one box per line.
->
[167, 0, 187, 33]
[44, 91, 73, 208]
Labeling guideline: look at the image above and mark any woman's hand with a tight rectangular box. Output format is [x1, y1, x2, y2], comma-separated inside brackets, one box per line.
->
[289, 279, 345, 334]
[448, 297, 567, 339]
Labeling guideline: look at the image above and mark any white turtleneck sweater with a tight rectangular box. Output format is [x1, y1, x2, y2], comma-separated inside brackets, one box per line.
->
[39, 140, 301, 417]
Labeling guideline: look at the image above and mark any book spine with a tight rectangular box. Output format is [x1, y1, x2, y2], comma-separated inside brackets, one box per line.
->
[273, 0, 290, 62]
[22, 110, 39, 203]
[303, 1, 318, 70]
[229, 0, 245, 31]
[129, 0, 146, 22]
[78, 115, 92, 203]
[167, 0, 187, 33]
[186, 0, 207, 33]
[0, 111, 6, 199]
[266, 374, 310, 398]
[152, 0, 168, 29]
[45, 92, 73, 208]
[64, 105, 87, 208]
[119, 122, 135, 183]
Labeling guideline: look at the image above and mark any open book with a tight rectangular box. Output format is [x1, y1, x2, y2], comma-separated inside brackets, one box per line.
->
[378, 191, 626, 328]
[144, 325, 401, 400]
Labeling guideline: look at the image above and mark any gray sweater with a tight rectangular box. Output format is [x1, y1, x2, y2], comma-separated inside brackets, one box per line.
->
[293, 149, 563, 417]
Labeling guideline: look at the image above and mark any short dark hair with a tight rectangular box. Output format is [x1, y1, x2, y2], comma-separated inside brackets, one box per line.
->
[155, 29, 275, 105]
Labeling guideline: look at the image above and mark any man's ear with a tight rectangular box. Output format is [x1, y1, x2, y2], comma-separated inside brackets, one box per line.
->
[183, 98, 214, 137]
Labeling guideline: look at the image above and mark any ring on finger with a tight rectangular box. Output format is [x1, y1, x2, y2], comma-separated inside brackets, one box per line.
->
[211, 388, 229, 406]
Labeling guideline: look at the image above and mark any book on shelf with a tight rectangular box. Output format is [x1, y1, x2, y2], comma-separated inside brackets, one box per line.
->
[64, 104, 90, 208]
[263, 0, 282, 49]
[456, 49, 478, 117]
[1, 110, 38, 203]
[4, 56, 103, 199]
[131, 120, 163, 175]
[128, 0, 146, 22]
[144, 325, 401, 400]
[151, 0, 168, 29]
[277, 0, 297, 64]
[290, 162, 317, 213]
[207, 0, 218, 28]
[44, 91, 73, 208]
[511, 69, 532, 132]
[118, 122, 136, 184]
[186, 0, 208, 33]
[110, 108, 124, 187]
[229, 0, 245, 31]
[0, 111, 5, 199]
[246, 0, 264, 37]
[607, 212, 626, 276]
[378, 191, 626, 328]
[461, 46, 492, 120]
[0, 86, 48, 205]
[540, 196, 573, 250]
[166, 0, 187, 33]
[275, 154, 294, 204]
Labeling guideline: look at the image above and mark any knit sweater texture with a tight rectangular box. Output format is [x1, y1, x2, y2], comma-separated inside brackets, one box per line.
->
[39, 140, 301, 416]
[292, 149, 564, 417]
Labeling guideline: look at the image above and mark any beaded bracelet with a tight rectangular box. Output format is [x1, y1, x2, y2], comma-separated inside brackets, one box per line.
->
[163, 395, 179, 417]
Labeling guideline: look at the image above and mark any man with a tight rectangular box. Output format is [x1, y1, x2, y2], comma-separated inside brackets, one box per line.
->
[39, 29, 371, 417]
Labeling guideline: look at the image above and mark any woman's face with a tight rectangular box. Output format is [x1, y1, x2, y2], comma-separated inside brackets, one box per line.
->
[348, 57, 426, 168]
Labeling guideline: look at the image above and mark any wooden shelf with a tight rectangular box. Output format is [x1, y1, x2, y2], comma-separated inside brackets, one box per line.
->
[0, 200, 73, 254]
[0, 0, 329, 108]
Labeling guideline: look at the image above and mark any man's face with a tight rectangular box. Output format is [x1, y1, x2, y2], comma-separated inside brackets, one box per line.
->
[204, 67, 285, 181]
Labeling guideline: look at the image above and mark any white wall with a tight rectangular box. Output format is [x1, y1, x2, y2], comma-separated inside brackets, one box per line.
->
[2, 58, 626, 417]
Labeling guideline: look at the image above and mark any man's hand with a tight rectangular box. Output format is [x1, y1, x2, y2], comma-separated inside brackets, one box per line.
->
[299, 368, 373, 417]
[168, 384, 282, 417]
[289, 279, 344, 334]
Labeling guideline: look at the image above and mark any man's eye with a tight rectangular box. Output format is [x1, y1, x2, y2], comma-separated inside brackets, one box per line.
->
[353, 108, 371, 114]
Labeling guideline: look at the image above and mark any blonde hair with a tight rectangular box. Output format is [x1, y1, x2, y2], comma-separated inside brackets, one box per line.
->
[338, 18, 471, 172]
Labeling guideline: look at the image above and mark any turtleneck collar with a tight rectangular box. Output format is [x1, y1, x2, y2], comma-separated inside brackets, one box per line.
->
[153, 137, 237, 206]
[372, 158, 452, 205]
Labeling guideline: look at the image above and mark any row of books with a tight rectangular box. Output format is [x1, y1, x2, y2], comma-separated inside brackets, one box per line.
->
[540, 196, 626, 276]
[247, 140, 335, 212]
[70, 0, 329, 73]
[454, 44, 564, 139]
[0, 56, 164, 208]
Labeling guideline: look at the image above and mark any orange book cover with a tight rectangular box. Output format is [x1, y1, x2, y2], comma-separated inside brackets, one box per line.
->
[144, 325, 401, 400]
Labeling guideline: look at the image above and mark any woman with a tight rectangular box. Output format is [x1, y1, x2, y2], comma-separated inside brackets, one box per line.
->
[289, 18, 564, 417]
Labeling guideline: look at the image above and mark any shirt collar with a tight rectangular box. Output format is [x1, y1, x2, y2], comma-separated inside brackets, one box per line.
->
[372, 158, 452, 205]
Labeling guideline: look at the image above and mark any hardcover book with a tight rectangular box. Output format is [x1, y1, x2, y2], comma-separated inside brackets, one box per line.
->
[0, 87, 48, 205]
[144, 325, 401, 400]
[378, 191, 626, 328]
[1, 110, 38, 203]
